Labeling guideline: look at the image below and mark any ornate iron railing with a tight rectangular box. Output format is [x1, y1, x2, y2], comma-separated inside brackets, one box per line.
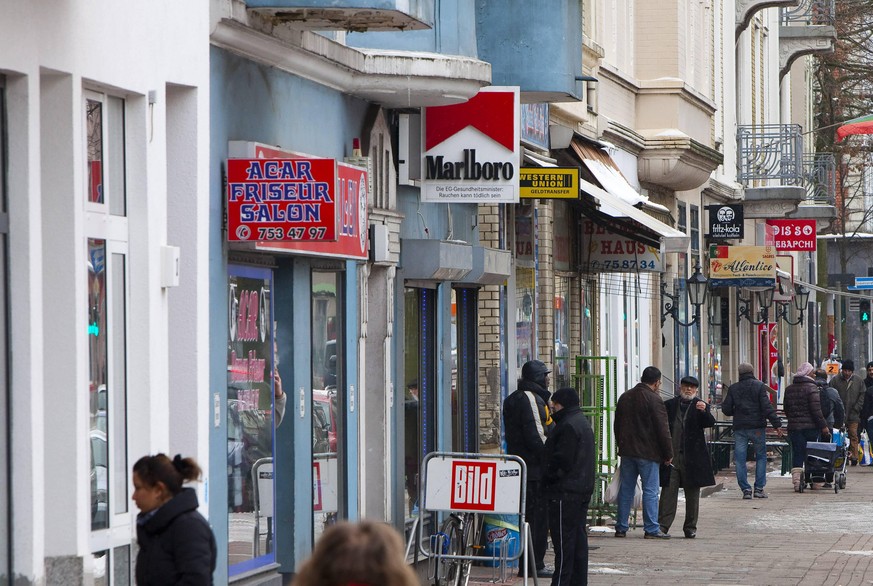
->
[737, 124, 804, 186]
[802, 152, 836, 204]
[781, 0, 835, 25]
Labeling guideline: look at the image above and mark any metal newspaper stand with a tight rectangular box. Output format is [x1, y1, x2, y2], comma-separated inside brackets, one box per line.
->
[404, 452, 538, 585]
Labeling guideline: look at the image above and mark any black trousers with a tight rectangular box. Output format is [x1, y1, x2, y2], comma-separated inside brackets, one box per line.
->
[547, 497, 589, 586]
[521, 480, 548, 572]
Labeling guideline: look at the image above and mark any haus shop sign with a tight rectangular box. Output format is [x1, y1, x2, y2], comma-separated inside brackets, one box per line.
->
[227, 158, 337, 242]
[421, 86, 520, 203]
[579, 219, 663, 272]
[709, 245, 776, 288]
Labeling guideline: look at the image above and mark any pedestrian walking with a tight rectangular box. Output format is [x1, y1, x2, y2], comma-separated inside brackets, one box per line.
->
[784, 362, 830, 492]
[503, 359, 555, 577]
[721, 362, 783, 499]
[858, 370, 873, 455]
[863, 361, 873, 389]
[658, 376, 715, 538]
[831, 360, 866, 465]
[543, 387, 595, 585]
[132, 453, 217, 585]
[814, 368, 845, 433]
[293, 521, 419, 586]
[613, 366, 672, 539]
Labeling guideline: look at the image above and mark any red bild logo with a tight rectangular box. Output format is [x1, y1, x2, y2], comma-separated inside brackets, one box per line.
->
[450, 461, 497, 511]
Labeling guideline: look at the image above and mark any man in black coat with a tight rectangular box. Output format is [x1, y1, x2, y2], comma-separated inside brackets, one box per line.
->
[658, 376, 715, 539]
[503, 359, 554, 578]
[543, 387, 595, 586]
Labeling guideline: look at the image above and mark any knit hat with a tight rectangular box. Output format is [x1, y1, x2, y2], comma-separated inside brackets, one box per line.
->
[551, 387, 580, 408]
[738, 362, 754, 375]
[842, 359, 855, 372]
[796, 362, 815, 378]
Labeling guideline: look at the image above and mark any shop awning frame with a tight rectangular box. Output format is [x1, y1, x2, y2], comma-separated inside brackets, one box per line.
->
[580, 178, 690, 253]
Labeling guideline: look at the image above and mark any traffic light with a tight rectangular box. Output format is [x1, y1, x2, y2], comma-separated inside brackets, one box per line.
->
[861, 299, 871, 324]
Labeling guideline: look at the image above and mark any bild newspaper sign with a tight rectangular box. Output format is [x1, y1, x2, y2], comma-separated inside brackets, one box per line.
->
[423, 454, 523, 514]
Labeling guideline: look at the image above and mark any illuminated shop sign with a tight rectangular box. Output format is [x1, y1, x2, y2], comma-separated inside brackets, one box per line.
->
[421, 87, 520, 203]
[227, 158, 337, 242]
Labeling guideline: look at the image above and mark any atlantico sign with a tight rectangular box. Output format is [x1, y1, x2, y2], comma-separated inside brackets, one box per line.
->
[421, 87, 520, 203]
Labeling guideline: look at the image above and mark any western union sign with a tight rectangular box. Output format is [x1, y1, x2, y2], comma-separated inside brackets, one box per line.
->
[519, 167, 579, 199]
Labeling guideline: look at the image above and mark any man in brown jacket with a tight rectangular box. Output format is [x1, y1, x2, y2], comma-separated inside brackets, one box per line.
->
[613, 366, 673, 539]
[831, 359, 866, 465]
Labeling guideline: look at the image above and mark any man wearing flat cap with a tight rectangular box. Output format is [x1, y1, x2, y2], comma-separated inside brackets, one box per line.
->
[831, 359, 866, 465]
[722, 362, 783, 499]
[543, 387, 594, 585]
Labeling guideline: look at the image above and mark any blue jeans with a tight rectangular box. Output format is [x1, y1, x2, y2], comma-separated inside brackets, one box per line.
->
[789, 428, 821, 468]
[734, 428, 767, 492]
[615, 457, 661, 535]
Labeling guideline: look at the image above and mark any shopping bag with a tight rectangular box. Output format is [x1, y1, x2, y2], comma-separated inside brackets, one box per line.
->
[860, 431, 873, 466]
[632, 477, 643, 509]
[604, 464, 621, 504]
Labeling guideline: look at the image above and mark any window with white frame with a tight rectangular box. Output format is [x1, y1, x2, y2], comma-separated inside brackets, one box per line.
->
[85, 89, 131, 585]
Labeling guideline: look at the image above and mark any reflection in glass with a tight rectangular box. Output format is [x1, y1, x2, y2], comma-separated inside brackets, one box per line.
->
[86, 99, 104, 204]
[113, 545, 131, 585]
[88, 238, 109, 531]
[226, 271, 275, 571]
[554, 276, 571, 390]
[515, 205, 536, 380]
[107, 96, 126, 217]
[312, 270, 342, 541]
[92, 550, 109, 586]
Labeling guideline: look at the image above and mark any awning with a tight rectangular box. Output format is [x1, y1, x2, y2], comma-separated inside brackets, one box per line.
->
[580, 178, 690, 253]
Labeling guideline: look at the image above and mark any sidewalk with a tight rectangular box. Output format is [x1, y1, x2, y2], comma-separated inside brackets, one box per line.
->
[467, 462, 873, 585]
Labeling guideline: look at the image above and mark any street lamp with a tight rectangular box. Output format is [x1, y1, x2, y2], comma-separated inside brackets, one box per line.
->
[661, 263, 709, 328]
[736, 284, 776, 325]
[775, 284, 811, 326]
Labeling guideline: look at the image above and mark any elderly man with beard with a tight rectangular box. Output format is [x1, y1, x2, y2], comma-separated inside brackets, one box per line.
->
[657, 377, 715, 539]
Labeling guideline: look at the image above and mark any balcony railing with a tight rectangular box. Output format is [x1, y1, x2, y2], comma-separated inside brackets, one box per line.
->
[737, 124, 804, 187]
[802, 152, 836, 204]
[781, 0, 835, 25]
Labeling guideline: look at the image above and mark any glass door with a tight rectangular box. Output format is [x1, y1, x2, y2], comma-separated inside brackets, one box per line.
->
[311, 270, 344, 540]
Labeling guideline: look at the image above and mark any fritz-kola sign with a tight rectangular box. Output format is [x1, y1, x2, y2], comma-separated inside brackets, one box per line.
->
[707, 204, 744, 239]
[422, 87, 520, 203]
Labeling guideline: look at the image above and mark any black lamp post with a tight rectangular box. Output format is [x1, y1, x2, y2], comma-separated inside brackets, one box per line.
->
[736, 284, 776, 325]
[661, 263, 709, 328]
[775, 284, 811, 326]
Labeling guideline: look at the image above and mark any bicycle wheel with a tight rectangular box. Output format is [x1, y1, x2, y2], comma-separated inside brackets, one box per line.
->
[435, 515, 464, 586]
[456, 513, 484, 586]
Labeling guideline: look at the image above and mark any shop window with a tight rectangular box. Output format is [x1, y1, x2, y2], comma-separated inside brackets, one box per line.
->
[690, 204, 700, 254]
[515, 204, 536, 377]
[226, 267, 276, 573]
[85, 88, 131, 583]
[451, 287, 478, 452]
[554, 276, 572, 389]
[311, 270, 345, 540]
[403, 287, 436, 522]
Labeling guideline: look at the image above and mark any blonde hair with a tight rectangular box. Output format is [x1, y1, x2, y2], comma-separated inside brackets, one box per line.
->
[294, 521, 419, 586]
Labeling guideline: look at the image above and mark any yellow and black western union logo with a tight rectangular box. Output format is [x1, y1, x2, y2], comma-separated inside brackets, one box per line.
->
[519, 167, 580, 199]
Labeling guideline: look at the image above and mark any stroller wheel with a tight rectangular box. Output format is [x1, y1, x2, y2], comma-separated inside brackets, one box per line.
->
[834, 483, 839, 493]
[840, 475, 847, 489]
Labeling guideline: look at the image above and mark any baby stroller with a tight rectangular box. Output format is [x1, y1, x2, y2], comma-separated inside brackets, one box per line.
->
[800, 430, 848, 493]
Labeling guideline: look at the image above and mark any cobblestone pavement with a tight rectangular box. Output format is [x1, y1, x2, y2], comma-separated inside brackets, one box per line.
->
[466, 462, 873, 585]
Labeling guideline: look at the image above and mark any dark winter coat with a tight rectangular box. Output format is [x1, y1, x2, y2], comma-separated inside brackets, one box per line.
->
[136, 488, 217, 586]
[542, 405, 595, 501]
[722, 373, 782, 430]
[783, 375, 828, 432]
[659, 397, 716, 489]
[858, 384, 873, 425]
[832, 373, 866, 423]
[503, 379, 554, 481]
[815, 377, 845, 429]
[614, 382, 672, 464]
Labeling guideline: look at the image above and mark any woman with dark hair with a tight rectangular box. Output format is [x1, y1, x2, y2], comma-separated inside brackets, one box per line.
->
[294, 521, 419, 586]
[132, 453, 217, 585]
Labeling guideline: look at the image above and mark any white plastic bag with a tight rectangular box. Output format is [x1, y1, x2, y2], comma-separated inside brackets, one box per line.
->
[632, 477, 643, 509]
[604, 464, 622, 504]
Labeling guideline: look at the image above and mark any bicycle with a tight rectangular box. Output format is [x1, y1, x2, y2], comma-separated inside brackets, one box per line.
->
[431, 511, 484, 586]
